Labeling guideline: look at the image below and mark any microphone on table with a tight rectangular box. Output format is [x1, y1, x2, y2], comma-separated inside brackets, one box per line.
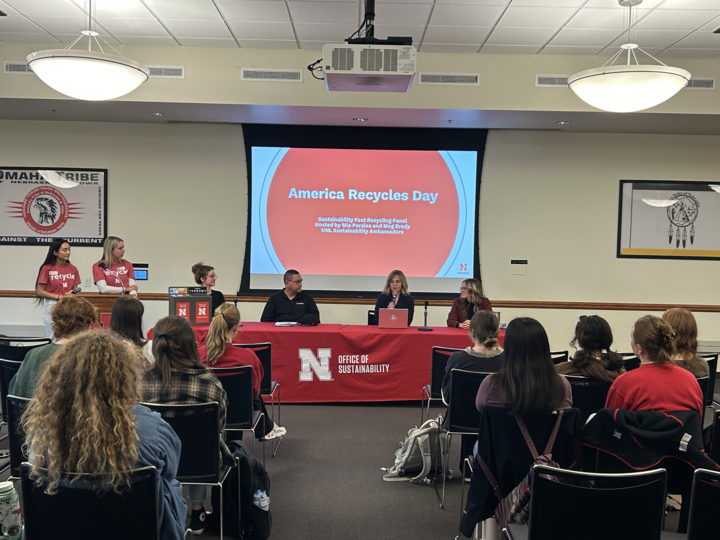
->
[71, 286, 82, 294]
[418, 299, 433, 332]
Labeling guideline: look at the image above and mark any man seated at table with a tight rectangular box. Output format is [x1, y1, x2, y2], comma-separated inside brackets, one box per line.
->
[261, 269, 320, 325]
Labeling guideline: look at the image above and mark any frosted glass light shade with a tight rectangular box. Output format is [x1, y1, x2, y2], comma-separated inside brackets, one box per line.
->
[568, 64, 690, 113]
[27, 49, 148, 101]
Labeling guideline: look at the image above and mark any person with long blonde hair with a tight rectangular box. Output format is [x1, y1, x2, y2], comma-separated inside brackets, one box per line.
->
[662, 308, 709, 378]
[447, 278, 492, 329]
[372, 270, 414, 325]
[93, 235, 138, 295]
[22, 331, 185, 540]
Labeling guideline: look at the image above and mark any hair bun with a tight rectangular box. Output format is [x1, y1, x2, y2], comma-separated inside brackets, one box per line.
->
[662, 330, 676, 345]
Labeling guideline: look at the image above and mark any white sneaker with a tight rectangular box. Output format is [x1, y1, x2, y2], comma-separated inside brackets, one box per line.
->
[263, 425, 285, 440]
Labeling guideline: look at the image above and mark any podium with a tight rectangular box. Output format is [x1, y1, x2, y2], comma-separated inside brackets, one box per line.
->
[168, 287, 212, 327]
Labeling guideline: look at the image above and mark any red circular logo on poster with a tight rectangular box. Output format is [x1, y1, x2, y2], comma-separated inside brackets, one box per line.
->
[22, 186, 69, 235]
[265, 149, 460, 277]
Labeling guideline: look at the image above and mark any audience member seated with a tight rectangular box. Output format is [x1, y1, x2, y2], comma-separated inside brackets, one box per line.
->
[110, 296, 153, 364]
[10, 295, 96, 398]
[198, 304, 286, 441]
[22, 332, 186, 540]
[142, 315, 234, 535]
[555, 315, 626, 383]
[260, 269, 320, 325]
[447, 278, 492, 329]
[662, 308, 709, 378]
[372, 270, 415, 325]
[605, 315, 703, 418]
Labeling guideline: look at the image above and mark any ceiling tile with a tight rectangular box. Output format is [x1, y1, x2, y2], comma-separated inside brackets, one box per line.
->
[548, 28, 621, 47]
[656, 0, 720, 9]
[213, 1, 290, 22]
[298, 40, 326, 50]
[511, 0, 585, 6]
[288, 2, 358, 24]
[420, 43, 480, 53]
[143, 0, 221, 20]
[636, 9, 720, 31]
[372, 24, 424, 42]
[177, 37, 238, 47]
[373, 3, 432, 26]
[54, 32, 119, 45]
[93, 0, 155, 19]
[161, 19, 232, 38]
[3, 0, 83, 18]
[423, 25, 491, 44]
[376, 0, 434, 4]
[0, 4, 44, 32]
[480, 44, 540, 54]
[114, 35, 178, 46]
[658, 47, 720, 58]
[29, 17, 96, 34]
[584, 0, 663, 7]
[433, 0, 508, 4]
[671, 30, 720, 48]
[429, 5, 505, 26]
[238, 39, 298, 49]
[226, 20, 296, 40]
[565, 8, 629, 29]
[293, 22, 358, 41]
[98, 18, 170, 37]
[540, 45, 603, 55]
[485, 27, 557, 46]
[497, 6, 577, 28]
[609, 29, 691, 48]
[0, 31, 58, 42]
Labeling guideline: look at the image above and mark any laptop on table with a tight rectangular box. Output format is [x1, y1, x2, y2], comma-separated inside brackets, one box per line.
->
[378, 308, 409, 329]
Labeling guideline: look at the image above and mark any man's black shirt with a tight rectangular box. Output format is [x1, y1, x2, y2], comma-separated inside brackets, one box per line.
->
[260, 289, 320, 323]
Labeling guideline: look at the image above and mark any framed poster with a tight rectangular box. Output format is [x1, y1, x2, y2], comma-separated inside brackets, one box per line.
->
[0, 167, 107, 246]
[617, 180, 720, 260]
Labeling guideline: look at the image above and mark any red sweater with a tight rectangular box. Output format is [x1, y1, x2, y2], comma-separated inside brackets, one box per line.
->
[605, 362, 703, 418]
[198, 342, 264, 399]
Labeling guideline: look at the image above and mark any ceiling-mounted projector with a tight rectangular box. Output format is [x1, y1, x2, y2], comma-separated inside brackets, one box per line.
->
[322, 43, 416, 93]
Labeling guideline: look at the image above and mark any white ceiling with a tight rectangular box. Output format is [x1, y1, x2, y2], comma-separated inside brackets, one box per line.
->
[0, 0, 719, 57]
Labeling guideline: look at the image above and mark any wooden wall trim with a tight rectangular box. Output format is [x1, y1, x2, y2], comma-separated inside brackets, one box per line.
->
[2, 290, 719, 312]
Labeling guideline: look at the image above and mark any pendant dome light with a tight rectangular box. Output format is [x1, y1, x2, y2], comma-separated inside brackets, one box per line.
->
[568, 0, 690, 113]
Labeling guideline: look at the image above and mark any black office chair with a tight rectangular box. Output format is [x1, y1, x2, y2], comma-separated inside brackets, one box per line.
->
[696, 377, 710, 424]
[441, 369, 493, 507]
[564, 376, 612, 425]
[502, 466, 667, 540]
[421, 346, 461, 424]
[677, 468, 720, 540]
[141, 401, 235, 540]
[211, 366, 266, 466]
[700, 354, 717, 407]
[709, 409, 720, 464]
[623, 356, 641, 371]
[0, 337, 51, 362]
[550, 350, 569, 364]
[21, 462, 160, 540]
[0, 359, 23, 446]
[233, 342, 280, 455]
[6, 395, 29, 480]
[367, 310, 375, 325]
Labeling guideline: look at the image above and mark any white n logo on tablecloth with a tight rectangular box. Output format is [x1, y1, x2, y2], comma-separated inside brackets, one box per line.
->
[299, 348, 332, 381]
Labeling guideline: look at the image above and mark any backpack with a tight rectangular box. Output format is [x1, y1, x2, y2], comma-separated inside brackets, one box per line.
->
[382, 416, 450, 484]
[476, 410, 564, 530]
[211, 440, 272, 539]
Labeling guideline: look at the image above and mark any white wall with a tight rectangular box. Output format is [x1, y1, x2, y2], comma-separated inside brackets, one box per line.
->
[0, 122, 718, 352]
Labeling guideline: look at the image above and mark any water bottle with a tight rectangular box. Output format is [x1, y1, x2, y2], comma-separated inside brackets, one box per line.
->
[252, 490, 270, 511]
[0, 482, 22, 539]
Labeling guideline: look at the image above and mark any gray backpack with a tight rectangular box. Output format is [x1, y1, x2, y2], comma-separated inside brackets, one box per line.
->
[382, 416, 451, 484]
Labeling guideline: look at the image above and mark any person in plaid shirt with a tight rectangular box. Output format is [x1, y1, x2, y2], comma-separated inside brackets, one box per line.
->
[143, 315, 235, 535]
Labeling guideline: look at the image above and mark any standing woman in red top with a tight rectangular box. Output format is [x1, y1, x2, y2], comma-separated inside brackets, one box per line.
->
[447, 278, 492, 329]
[198, 303, 286, 440]
[93, 236, 138, 296]
[35, 238, 81, 338]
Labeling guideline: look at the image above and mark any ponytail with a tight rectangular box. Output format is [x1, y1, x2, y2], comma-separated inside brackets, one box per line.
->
[205, 304, 240, 365]
[632, 315, 676, 365]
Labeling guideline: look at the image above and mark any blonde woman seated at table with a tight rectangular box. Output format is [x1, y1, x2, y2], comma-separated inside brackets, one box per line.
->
[447, 278, 492, 329]
[372, 270, 414, 325]
[662, 308, 709, 378]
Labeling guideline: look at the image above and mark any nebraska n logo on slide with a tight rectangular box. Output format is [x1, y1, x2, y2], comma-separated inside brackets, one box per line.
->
[299, 348, 333, 381]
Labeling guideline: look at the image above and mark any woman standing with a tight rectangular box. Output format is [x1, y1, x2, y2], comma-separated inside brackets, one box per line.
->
[662, 308, 709, 378]
[35, 238, 81, 338]
[93, 236, 137, 295]
[373, 270, 414, 325]
[110, 296, 153, 364]
[192, 262, 225, 315]
[556, 315, 626, 383]
[447, 278, 492, 329]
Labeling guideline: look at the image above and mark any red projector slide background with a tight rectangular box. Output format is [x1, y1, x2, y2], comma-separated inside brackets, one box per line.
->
[266, 148, 459, 276]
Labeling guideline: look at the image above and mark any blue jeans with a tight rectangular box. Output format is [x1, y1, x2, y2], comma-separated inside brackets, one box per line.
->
[187, 485, 206, 505]
[43, 300, 57, 340]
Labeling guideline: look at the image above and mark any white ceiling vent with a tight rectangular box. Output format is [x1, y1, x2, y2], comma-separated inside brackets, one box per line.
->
[3, 61, 33, 75]
[535, 74, 569, 88]
[418, 72, 479, 86]
[241, 68, 303, 83]
[147, 65, 185, 79]
[684, 78, 715, 90]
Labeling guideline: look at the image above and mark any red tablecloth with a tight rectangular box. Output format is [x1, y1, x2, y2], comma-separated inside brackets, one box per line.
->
[149, 322, 505, 403]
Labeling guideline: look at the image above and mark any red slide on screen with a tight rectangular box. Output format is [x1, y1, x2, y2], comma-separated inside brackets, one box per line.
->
[265, 148, 459, 277]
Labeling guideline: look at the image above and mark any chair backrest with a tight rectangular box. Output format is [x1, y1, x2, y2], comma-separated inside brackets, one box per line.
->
[686, 468, 720, 540]
[446, 369, 493, 433]
[697, 378, 710, 416]
[0, 359, 23, 424]
[550, 350, 569, 364]
[210, 366, 255, 429]
[710, 410, 720, 464]
[21, 462, 159, 540]
[564, 376, 612, 425]
[367, 310, 375, 326]
[0, 337, 51, 362]
[6, 395, 29, 479]
[623, 356, 641, 371]
[233, 342, 272, 395]
[140, 401, 220, 483]
[700, 354, 718, 407]
[430, 346, 461, 399]
[527, 465, 667, 540]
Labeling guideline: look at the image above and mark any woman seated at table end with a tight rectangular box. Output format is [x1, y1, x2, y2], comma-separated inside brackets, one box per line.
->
[447, 278, 492, 329]
[192, 262, 225, 315]
[373, 270, 414, 325]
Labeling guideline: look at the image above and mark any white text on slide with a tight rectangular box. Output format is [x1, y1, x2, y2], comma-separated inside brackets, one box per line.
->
[314, 217, 411, 235]
[288, 188, 438, 204]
